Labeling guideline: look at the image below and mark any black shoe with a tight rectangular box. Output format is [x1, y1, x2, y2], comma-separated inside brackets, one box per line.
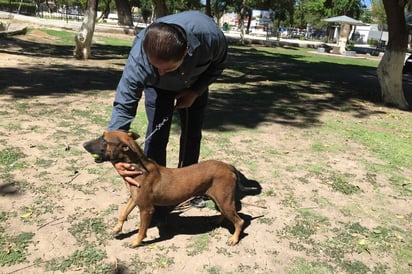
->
[190, 197, 206, 208]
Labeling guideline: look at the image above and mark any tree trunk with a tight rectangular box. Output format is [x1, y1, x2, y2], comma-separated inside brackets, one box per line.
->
[205, 0, 211, 16]
[338, 24, 350, 53]
[115, 0, 133, 26]
[73, 0, 97, 60]
[377, 51, 408, 108]
[376, 0, 409, 109]
[239, 7, 245, 44]
[153, 0, 168, 19]
[246, 12, 252, 35]
[96, 0, 111, 22]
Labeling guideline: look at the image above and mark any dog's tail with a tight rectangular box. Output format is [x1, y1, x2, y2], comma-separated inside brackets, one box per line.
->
[231, 166, 259, 192]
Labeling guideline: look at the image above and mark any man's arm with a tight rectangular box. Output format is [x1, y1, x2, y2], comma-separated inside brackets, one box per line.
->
[108, 39, 149, 187]
[108, 55, 145, 131]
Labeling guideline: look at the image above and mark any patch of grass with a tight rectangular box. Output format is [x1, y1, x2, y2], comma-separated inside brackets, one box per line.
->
[258, 46, 380, 68]
[68, 215, 110, 245]
[127, 251, 175, 272]
[45, 245, 108, 273]
[186, 233, 210, 256]
[39, 28, 75, 45]
[306, 164, 325, 175]
[13, 102, 30, 115]
[288, 257, 334, 274]
[20, 201, 62, 225]
[319, 221, 407, 271]
[235, 262, 256, 272]
[324, 118, 412, 195]
[94, 35, 133, 47]
[203, 264, 222, 274]
[340, 260, 370, 273]
[310, 190, 332, 207]
[264, 187, 277, 197]
[69, 108, 111, 128]
[34, 158, 55, 168]
[311, 142, 336, 153]
[395, 244, 412, 274]
[153, 252, 175, 269]
[329, 172, 361, 195]
[280, 209, 329, 240]
[258, 217, 275, 225]
[128, 255, 151, 272]
[323, 222, 369, 260]
[0, 228, 35, 266]
[103, 204, 119, 216]
[0, 148, 26, 172]
[0, 211, 8, 222]
[280, 192, 299, 208]
[369, 225, 405, 252]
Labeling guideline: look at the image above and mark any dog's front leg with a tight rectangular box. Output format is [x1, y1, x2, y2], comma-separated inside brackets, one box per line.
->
[129, 206, 154, 248]
[112, 196, 136, 235]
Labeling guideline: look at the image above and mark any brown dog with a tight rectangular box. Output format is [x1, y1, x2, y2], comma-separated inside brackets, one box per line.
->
[83, 130, 249, 247]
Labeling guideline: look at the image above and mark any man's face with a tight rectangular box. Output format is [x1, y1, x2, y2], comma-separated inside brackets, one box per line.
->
[147, 48, 188, 76]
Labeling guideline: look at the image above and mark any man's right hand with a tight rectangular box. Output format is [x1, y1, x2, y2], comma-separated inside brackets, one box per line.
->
[113, 162, 143, 189]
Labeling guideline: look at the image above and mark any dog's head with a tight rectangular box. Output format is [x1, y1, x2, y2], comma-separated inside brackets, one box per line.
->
[83, 131, 142, 164]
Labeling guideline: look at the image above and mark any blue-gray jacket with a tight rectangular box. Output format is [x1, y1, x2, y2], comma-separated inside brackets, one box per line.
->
[108, 11, 228, 131]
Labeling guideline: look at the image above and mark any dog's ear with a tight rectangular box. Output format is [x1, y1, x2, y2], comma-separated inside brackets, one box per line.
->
[124, 132, 143, 154]
[127, 132, 140, 140]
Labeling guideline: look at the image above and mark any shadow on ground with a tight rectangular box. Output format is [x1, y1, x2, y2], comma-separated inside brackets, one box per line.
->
[114, 212, 256, 247]
[0, 36, 129, 97]
[205, 46, 412, 131]
[1, 36, 410, 131]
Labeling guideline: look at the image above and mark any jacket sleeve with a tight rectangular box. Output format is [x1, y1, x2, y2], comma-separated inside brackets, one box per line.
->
[190, 34, 228, 94]
[107, 54, 145, 131]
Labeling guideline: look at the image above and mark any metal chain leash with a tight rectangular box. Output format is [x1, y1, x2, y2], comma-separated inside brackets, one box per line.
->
[140, 117, 169, 146]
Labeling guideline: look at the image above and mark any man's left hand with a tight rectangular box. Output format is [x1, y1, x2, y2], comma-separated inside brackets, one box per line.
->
[175, 90, 199, 108]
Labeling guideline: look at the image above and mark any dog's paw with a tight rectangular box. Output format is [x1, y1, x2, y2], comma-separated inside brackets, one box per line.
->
[111, 224, 123, 235]
[128, 240, 142, 248]
[226, 236, 239, 246]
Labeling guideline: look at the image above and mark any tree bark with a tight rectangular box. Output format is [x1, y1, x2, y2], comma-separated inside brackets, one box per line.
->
[205, 0, 211, 16]
[338, 23, 350, 53]
[96, 0, 111, 22]
[73, 0, 97, 60]
[115, 0, 133, 26]
[153, 0, 168, 19]
[376, 0, 409, 109]
[238, 0, 247, 44]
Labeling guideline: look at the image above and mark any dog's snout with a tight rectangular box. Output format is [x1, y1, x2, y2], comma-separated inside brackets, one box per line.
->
[83, 138, 104, 154]
[83, 141, 93, 153]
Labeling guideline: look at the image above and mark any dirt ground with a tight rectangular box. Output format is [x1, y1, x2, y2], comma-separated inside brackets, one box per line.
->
[1, 27, 411, 274]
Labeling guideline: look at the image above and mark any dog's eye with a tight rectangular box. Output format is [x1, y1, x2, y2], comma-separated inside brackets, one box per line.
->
[122, 145, 130, 152]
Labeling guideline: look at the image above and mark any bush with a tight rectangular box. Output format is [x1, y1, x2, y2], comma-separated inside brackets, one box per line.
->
[0, 0, 36, 16]
[346, 40, 355, 51]
[368, 39, 379, 47]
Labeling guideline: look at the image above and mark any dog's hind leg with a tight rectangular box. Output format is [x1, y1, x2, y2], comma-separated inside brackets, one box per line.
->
[225, 211, 244, 245]
[212, 196, 244, 245]
[112, 196, 137, 235]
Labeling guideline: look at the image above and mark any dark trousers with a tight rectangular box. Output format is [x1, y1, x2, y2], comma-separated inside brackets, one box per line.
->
[143, 87, 208, 168]
[144, 88, 208, 220]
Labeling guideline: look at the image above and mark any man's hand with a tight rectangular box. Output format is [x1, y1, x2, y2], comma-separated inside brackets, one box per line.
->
[113, 162, 143, 189]
[175, 90, 199, 109]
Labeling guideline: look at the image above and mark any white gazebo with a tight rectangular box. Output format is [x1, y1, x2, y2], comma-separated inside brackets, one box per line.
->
[323, 15, 366, 54]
